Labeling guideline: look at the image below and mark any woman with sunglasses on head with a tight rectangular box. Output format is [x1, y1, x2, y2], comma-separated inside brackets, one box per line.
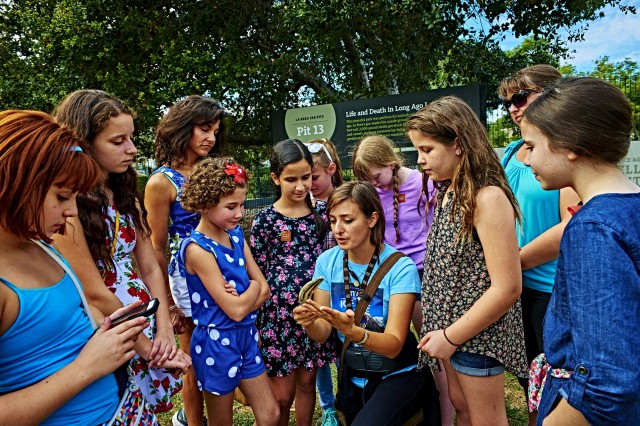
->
[308, 138, 344, 203]
[307, 138, 343, 426]
[498, 64, 581, 426]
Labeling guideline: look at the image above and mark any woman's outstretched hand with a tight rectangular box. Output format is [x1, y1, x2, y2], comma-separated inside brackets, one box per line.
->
[300, 299, 355, 333]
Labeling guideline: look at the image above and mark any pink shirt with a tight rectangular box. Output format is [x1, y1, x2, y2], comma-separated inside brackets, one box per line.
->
[377, 169, 435, 269]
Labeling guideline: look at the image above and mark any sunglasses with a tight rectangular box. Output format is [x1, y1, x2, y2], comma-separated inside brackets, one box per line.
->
[306, 142, 333, 163]
[502, 90, 535, 110]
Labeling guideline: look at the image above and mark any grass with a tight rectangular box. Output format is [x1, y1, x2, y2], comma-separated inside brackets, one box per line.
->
[156, 368, 529, 425]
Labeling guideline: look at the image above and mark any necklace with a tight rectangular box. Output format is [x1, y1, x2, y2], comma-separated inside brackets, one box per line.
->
[342, 246, 380, 314]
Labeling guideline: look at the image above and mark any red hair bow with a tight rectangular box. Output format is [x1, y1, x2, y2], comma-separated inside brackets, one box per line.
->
[224, 162, 247, 184]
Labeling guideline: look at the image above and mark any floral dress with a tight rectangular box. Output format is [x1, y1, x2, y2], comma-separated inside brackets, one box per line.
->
[250, 203, 337, 377]
[99, 205, 183, 413]
[419, 184, 528, 378]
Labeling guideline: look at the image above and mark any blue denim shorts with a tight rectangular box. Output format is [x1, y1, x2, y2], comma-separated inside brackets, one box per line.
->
[450, 351, 504, 377]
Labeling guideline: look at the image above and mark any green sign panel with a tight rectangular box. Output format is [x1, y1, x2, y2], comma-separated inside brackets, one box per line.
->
[271, 84, 486, 168]
[284, 104, 337, 142]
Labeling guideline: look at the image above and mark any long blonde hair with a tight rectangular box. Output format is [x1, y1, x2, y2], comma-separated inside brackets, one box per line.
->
[352, 135, 403, 242]
[406, 96, 520, 241]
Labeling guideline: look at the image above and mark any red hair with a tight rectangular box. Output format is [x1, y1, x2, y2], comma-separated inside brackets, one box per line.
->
[0, 110, 102, 242]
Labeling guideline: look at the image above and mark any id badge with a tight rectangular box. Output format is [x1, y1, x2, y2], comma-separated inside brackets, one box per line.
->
[280, 229, 292, 242]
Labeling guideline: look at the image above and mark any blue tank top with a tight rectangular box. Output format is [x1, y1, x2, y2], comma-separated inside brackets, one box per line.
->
[0, 264, 118, 424]
[151, 166, 200, 275]
[502, 139, 561, 293]
[178, 226, 257, 329]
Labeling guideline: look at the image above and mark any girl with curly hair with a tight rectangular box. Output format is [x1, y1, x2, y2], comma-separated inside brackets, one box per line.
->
[176, 156, 277, 425]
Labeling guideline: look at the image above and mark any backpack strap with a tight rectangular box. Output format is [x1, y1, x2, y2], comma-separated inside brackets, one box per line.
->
[337, 251, 406, 384]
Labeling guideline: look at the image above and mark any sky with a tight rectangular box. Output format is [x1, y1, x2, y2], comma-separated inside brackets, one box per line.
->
[498, 1, 640, 72]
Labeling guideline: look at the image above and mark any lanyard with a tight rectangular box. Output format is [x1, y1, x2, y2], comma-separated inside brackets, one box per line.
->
[342, 246, 380, 314]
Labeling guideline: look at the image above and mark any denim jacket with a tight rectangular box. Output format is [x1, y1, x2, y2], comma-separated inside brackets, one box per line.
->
[538, 193, 640, 425]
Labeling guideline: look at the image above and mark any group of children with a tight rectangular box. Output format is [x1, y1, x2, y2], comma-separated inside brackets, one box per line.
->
[0, 70, 638, 426]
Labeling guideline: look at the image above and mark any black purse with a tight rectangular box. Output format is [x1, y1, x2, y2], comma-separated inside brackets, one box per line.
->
[336, 251, 406, 388]
[343, 329, 419, 375]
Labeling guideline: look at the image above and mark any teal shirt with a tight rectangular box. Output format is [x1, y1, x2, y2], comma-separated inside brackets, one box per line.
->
[502, 140, 560, 293]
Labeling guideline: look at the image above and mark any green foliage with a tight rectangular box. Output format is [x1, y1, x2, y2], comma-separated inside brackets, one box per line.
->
[0, 0, 633, 149]
[488, 115, 520, 147]
[588, 57, 640, 139]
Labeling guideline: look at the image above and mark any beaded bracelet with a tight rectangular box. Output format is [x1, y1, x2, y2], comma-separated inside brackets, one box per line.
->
[443, 328, 461, 347]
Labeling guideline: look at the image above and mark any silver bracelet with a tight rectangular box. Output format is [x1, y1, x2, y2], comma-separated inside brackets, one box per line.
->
[355, 328, 369, 345]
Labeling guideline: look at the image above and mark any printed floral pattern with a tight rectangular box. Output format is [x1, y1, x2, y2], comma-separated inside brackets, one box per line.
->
[102, 384, 157, 425]
[250, 203, 337, 377]
[98, 205, 183, 413]
[527, 353, 572, 412]
[419, 184, 528, 378]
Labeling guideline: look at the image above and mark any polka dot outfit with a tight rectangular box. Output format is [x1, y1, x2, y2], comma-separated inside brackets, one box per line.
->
[178, 227, 265, 394]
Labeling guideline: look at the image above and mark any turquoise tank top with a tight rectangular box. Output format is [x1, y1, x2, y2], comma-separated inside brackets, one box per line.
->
[502, 139, 561, 293]
[0, 270, 118, 424]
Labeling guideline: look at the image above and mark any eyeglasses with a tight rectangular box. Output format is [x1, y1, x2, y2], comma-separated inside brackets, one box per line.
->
[502, 90, 535, 110]
[306, 142, 333, 163]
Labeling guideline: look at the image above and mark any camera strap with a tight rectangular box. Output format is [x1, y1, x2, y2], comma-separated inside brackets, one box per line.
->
[337, 250, 405, 385]
[342, 245, 379, 313]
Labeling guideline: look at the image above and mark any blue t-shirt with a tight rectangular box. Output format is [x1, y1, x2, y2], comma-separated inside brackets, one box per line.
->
[315, 244, 420, 387]
[540, 192, 640, 424]
[178, 226, 258, 329]
[502, 139, 560, 293]
[0, 254, 118, 425]
[315, 244, 420, 340]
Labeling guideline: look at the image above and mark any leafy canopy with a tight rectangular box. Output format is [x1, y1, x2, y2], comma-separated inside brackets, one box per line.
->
[0, 0, 635, 157]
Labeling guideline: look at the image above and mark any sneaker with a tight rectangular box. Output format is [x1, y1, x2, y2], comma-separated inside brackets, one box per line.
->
[317, 407, 339, 426]
[172, 408, 188, 426]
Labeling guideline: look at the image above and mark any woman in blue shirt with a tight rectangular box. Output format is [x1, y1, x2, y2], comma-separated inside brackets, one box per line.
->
[294, 181, 439, 425]
[521, 77, 640, 425]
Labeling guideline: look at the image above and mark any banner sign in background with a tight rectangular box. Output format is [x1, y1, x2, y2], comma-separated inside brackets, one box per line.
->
[270, 84, 487, 168]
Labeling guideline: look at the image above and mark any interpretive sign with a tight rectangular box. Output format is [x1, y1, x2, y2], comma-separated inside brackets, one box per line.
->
[270, 84, 486, 168]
